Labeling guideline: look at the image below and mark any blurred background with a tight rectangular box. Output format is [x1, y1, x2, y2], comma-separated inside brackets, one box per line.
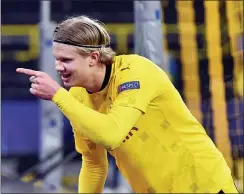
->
[1, 0, 243, 193]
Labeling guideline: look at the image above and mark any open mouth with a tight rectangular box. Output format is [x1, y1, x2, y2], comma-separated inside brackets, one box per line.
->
[61, 74, 71, 80]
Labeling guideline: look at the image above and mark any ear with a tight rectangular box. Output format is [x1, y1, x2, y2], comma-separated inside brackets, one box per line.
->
[89, 51, 100, 67]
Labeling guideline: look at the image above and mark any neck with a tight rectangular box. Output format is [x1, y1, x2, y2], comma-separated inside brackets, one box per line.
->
[86, 64, 107, 93]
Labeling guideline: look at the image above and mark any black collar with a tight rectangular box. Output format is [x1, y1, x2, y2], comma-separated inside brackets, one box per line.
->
[100, 64, 112, 91]
[87, 65, 112, 94]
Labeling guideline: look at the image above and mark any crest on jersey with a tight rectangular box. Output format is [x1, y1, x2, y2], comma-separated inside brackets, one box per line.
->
[118, 81, 140, 94]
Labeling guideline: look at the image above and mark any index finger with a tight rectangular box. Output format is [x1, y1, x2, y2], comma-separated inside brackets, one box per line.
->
[16, 68, 41, 76]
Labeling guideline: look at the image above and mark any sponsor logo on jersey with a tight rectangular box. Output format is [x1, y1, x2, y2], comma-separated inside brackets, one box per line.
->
[123, 127, 139, 143]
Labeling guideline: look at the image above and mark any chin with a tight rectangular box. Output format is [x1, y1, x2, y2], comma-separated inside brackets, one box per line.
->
[63, 81, 73, 89]
[64, 81, 83, 89]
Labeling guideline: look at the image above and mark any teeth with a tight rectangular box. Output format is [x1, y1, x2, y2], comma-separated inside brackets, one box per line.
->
[62, 74, 70, 78]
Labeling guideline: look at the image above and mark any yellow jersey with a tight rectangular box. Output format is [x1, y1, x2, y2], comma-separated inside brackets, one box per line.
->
[53, 54, 237, 193]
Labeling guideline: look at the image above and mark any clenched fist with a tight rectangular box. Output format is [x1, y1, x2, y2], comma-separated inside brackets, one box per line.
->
[16, 68, 62, 100]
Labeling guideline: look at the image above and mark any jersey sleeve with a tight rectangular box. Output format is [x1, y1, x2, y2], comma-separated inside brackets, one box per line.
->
[52, 87, 142, 150]
[112, 59, 159, 113]
[76, 134, 109, 193]
[69, 88, 109, 193]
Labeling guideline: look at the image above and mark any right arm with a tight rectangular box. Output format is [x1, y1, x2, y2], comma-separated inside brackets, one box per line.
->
[73, 129, 109, 193]
[69, 88, 109, 193]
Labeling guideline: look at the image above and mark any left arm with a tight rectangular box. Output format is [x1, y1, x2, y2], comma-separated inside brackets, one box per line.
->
[16, 59, 160, 150]
[53, 88, 142, 150]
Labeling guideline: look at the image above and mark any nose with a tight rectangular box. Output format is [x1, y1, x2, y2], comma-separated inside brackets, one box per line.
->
[55, 60, 65, 72]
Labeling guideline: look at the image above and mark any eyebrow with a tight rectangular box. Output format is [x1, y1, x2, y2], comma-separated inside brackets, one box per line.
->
[58, 57, 73, 60]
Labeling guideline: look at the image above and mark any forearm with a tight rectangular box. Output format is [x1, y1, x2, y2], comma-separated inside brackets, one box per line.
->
[52, 88, 141, 150]
[79, 162, 108, 193]
[76, 137, 109, 193]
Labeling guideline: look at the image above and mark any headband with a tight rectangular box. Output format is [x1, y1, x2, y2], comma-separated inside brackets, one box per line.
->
[53, 40, 110, 48]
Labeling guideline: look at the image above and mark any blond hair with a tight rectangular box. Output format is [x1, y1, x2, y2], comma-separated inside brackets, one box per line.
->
[53, 15, 115, 65]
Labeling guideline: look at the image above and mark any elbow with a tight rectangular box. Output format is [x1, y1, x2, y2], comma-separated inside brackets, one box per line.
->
[102, 138, 123, 151]
[97, 120, 125, 151]
[99, 129, 124, 151]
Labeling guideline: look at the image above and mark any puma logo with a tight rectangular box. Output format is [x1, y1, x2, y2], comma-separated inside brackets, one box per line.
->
[121, 67, 130, 71]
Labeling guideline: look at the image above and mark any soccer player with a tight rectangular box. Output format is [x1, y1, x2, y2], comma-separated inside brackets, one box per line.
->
[16, 16, 238, 193]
